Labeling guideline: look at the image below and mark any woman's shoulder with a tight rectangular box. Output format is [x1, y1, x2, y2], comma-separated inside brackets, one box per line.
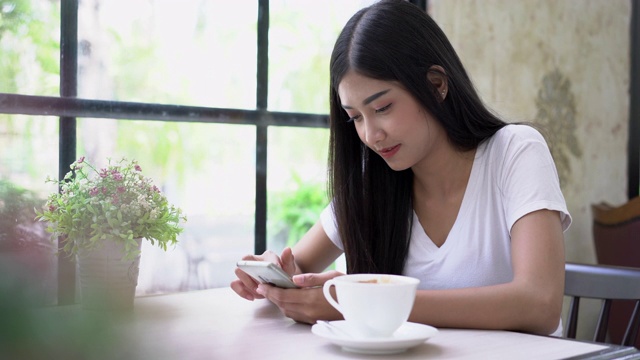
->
[478, 123, 549, 159]
[493, 123, 546, 143]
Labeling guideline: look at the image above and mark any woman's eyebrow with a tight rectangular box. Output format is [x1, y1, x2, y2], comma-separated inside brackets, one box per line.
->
[342, 89, 391, 109]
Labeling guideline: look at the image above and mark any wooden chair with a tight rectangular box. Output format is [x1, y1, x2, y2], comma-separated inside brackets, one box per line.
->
[593, 196, 640, 269]
[564, 262, 640, 346]
[592, 197, 640, 346]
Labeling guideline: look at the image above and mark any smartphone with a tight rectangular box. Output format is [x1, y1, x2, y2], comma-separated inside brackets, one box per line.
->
[236, 260, 300, 289]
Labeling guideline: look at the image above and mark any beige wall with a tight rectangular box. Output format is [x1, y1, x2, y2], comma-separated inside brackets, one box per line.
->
[431, 0, 631, 264]
[430, 0, 631, 340]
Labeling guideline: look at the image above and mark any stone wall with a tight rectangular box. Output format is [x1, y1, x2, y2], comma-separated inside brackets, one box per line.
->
[429, 0, 631, 340]
[430, 0, 631, 264]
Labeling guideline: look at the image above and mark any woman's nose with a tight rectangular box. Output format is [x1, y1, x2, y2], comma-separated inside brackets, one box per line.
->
[362, 117, 384, 145]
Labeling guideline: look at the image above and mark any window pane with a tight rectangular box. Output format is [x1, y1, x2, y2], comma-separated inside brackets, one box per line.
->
[77, 118, 256, 294]
[267, 126, 329, 253]
[268, 0, 378, 113]
[0, 115, 58, 305]
[78, 0, 257, 109]
[0, 0, 60, 95]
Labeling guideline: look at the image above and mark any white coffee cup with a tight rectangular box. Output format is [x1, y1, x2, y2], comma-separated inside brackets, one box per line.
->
[322, 274, 419, 338]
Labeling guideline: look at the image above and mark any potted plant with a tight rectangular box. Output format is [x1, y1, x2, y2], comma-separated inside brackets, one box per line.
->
[35, 156, 187, 309]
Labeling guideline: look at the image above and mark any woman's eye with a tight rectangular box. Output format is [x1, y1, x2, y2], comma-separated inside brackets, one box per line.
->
[347, 115, 361, 123]
[375, 103, 392, 113]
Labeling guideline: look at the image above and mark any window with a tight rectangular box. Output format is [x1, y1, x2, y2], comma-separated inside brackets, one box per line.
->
[1, 0, 414, 305]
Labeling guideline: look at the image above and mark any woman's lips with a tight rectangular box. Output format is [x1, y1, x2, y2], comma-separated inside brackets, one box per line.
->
[379, 144, 400, 158]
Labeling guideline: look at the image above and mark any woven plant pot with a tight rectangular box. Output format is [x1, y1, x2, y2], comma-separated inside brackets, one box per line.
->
[77, 238, 142, 310]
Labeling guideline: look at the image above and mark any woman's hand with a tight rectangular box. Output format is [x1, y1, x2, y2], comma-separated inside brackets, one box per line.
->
[231, 250, 280, 301]
[230, 247, 300, 301]
[256, 270, 345, 324]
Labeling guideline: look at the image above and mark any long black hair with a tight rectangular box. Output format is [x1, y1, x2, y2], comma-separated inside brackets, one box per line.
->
[328, 0, 507, 274]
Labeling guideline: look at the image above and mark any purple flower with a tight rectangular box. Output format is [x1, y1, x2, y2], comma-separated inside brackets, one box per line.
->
[99, 169, 109, 178]
[113, 172, 123, 181]
[117, 186, 126, 193]
[89, 187, 100, 196]
[135, 165, 142, 172]
[77, 156, 85, 164]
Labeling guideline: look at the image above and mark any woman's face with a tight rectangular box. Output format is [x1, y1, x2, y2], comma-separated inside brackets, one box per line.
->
[338, 70, 446, 171]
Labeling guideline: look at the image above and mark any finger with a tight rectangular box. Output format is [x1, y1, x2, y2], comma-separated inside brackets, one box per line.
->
[230, 279, 255, 301]
[292, 270, 344, 287]
[256, 284, 310, 322]
[241, 250, 280, 263]
[257, 283, 297, 306]
[255, 283, 344, 324]
[256, 283, 278, 299]
[234, 267, 265, 299]
[280, 247, 297, 275]
[270, 286, 343, 324]
[260, 250, 281, 264]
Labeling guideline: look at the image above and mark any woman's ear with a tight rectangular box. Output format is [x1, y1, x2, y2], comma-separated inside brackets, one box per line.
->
[427, 65, 448, 102]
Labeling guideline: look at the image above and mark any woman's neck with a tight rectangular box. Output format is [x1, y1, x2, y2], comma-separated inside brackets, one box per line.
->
[412, 145, 476, 201]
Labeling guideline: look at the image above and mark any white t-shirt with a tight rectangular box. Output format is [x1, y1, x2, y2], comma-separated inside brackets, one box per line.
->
[320, 124, 571, 335]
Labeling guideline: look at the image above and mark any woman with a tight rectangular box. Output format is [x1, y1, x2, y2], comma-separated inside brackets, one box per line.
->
[231, 0, 570, 336]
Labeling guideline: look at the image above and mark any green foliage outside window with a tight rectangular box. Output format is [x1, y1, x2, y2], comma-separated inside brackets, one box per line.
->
[0, 179, 49, 251]
[0, 0, 60, 95]
[269, 172, 328, 249]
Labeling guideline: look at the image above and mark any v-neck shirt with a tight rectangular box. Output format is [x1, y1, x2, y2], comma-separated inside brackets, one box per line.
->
[320, 124, 571, 290]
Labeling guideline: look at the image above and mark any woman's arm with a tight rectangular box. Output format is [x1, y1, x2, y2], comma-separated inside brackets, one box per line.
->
[409, 209, 565, 335]
[291, 219, 344, 274]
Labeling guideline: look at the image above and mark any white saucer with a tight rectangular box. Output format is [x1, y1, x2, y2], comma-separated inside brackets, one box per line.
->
[311, 320, 438, 355]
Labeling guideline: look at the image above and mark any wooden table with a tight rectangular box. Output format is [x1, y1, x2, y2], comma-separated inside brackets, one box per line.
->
[29, 288, 640, 360]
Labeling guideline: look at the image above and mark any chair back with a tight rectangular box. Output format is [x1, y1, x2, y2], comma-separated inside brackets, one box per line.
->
[592, 197, 640, 346]
[593, 197, 640, 268]
[564, 262, 640, 346]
